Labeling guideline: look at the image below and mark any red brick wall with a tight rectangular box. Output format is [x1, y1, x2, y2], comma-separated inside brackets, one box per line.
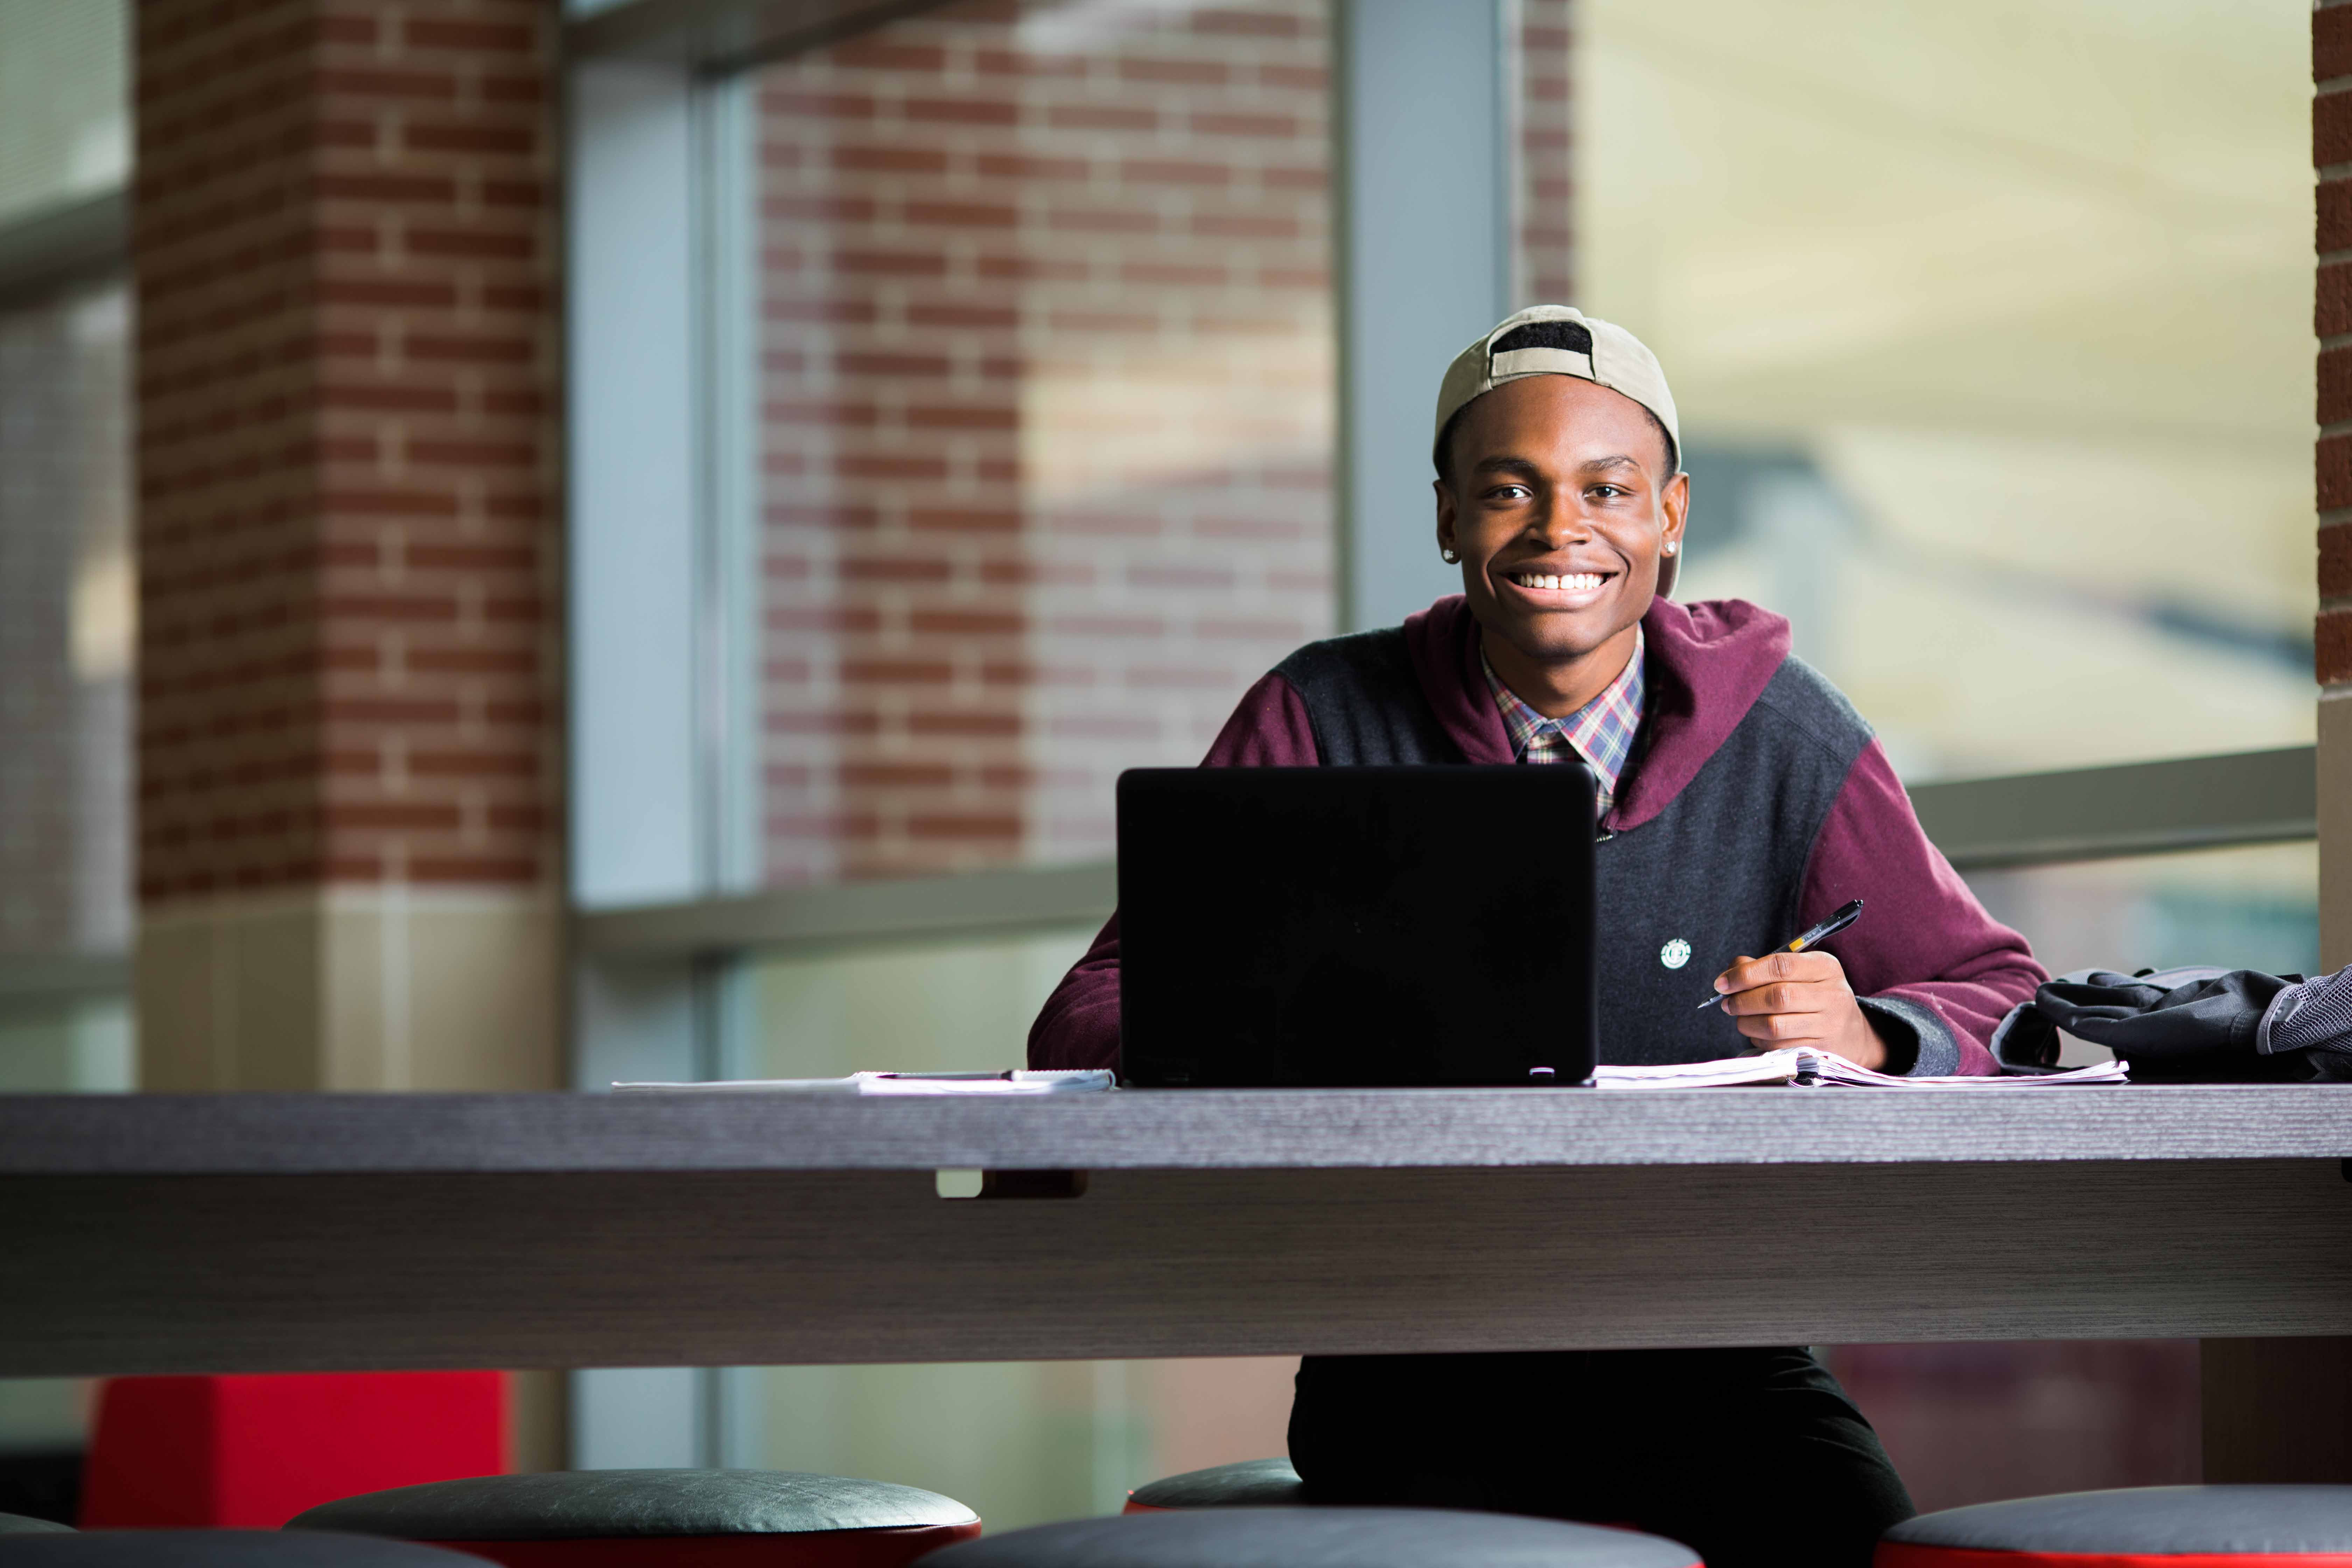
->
[2321, 0, 2352, 685]
[135, 0, 561, 902]
[1517, 0, 1574, 307]
[755, 0, 1336, 881]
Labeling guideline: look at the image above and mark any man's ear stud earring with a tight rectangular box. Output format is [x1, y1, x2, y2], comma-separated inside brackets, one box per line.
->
[1441, 548, 1460, 563]
[1663, 542, 1678, 555]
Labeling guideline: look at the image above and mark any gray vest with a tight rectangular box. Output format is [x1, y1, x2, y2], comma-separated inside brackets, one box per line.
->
[1273, 627, 1873, 1065]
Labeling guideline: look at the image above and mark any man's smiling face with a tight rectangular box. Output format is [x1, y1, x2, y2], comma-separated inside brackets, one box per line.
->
[1434, 375, 1688, 705]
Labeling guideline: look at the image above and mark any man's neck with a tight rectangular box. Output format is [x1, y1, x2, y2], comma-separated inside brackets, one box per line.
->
[1483, 623, 1640, 721]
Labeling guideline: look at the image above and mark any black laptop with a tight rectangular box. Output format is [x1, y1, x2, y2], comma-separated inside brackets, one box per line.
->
[1116, 766, 1598, 1087]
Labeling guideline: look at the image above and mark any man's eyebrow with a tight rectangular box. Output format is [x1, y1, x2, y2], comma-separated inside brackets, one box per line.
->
[1471, 455, 1544, 478]
[1470, 453, 1645, 477]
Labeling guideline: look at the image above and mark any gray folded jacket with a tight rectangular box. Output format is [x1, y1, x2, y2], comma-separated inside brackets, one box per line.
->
[1991, 964, 2352, 1082]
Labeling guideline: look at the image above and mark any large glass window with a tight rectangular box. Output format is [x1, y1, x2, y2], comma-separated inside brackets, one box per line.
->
[1973, 843, 2320, 982]
[0, 281, 133, 978]
[0, 0, 127, 227]
[1579, 0, 2314, 780]
[739, 0, 1336, 885]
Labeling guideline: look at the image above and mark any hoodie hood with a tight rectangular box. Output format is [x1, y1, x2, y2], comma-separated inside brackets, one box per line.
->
[1402, 593, 1793, 830]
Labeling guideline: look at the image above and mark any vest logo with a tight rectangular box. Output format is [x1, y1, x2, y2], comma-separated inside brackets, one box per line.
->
[1659, 938, 1692, 970]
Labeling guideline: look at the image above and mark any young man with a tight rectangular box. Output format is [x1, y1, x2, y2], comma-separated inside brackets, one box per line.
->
[1027, 305, 2047, 1567]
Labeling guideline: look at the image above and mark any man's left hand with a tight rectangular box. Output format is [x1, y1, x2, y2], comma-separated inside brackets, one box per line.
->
[1711, 949, 1888, 1070]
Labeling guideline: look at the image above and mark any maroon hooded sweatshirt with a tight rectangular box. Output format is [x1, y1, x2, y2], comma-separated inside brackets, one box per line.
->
[1030, 594, 2044, 1076]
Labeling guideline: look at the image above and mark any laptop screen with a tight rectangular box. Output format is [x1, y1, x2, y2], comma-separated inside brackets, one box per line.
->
[1116, 766, 1597, 1087]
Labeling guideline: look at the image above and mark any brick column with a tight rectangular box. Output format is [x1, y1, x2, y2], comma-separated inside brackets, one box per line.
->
[2322, 0, 2352, 970]
[133, 1, 562, 1092]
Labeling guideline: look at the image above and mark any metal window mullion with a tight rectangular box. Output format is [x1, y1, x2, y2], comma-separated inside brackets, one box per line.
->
[1494, 0, 1526, 312]
[1337, 0, 1515, 635]
[688, 70, 762, 899]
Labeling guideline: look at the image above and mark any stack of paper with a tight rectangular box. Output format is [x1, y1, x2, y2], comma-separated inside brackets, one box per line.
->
[1591, 1055, 1812, 1088]
[1593, 1049, 2127, 1089]
[614, 1070, 1117, 1096]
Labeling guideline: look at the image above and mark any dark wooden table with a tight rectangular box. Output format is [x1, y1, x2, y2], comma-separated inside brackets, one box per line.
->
[8, 1086, 2352, 1478]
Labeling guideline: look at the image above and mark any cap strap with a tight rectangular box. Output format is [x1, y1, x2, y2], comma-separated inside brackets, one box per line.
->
[1490, 345, 1594, 380]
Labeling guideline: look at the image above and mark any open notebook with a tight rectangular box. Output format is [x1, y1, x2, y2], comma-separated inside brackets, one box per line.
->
[1594, 1049, 2126, 1089]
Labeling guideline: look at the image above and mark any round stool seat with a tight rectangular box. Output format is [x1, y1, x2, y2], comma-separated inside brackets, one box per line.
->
[919, 1507, 1700, 1568]
[1879, 1486, 2352, 1566]
[0, 1532, 476, 1566]
[0, 1513, 73, 1535]
[1125, 1460, 1303, 1512]
[286, 1470, 980, 1568]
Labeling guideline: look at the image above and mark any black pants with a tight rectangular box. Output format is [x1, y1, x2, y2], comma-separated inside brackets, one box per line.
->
[1288, 1347, 1914, 1568]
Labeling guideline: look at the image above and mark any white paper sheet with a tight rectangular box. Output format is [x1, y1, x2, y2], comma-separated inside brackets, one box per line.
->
[1592, 1049, 2128, 1089]
[614, 1070, 1118, 1095]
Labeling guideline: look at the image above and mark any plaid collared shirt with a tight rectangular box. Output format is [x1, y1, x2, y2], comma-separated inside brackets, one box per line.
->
[1481, 627, 1645, 821]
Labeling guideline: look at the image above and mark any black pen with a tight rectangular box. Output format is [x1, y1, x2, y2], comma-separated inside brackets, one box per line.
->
[1694, 898, 1865, 1010]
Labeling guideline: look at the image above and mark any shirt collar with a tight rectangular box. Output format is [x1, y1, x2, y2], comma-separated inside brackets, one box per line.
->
[1479, 628, 1646, 806]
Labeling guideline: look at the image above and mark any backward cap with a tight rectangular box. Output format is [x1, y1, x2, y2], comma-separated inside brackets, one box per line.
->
[1433, 304, 1685, 594]
[1434, 305, 1679, 458]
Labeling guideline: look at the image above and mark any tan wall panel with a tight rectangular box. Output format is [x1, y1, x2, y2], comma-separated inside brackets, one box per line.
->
[139, 890, 558, 1093]
[138, 897, 323, 1092]
[2322, 695, 2352, 971]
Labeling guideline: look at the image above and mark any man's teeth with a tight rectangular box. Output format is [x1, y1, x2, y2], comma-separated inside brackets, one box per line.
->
[1512, 572, 1604, 591]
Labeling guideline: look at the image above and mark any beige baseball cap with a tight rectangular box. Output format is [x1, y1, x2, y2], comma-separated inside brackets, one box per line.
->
[1433, 305, 1685, 594]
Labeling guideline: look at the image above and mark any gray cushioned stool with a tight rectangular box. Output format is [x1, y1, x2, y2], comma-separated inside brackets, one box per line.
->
[0, 1514, 72, 1536]
[917, 1507, 1699, 1568]
[1877, 1485, 2352, 1566]
[0, 1533, 473, 1566]
[1123, 1461, 1303, 1513]
[286, 1470, 980, 1568]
